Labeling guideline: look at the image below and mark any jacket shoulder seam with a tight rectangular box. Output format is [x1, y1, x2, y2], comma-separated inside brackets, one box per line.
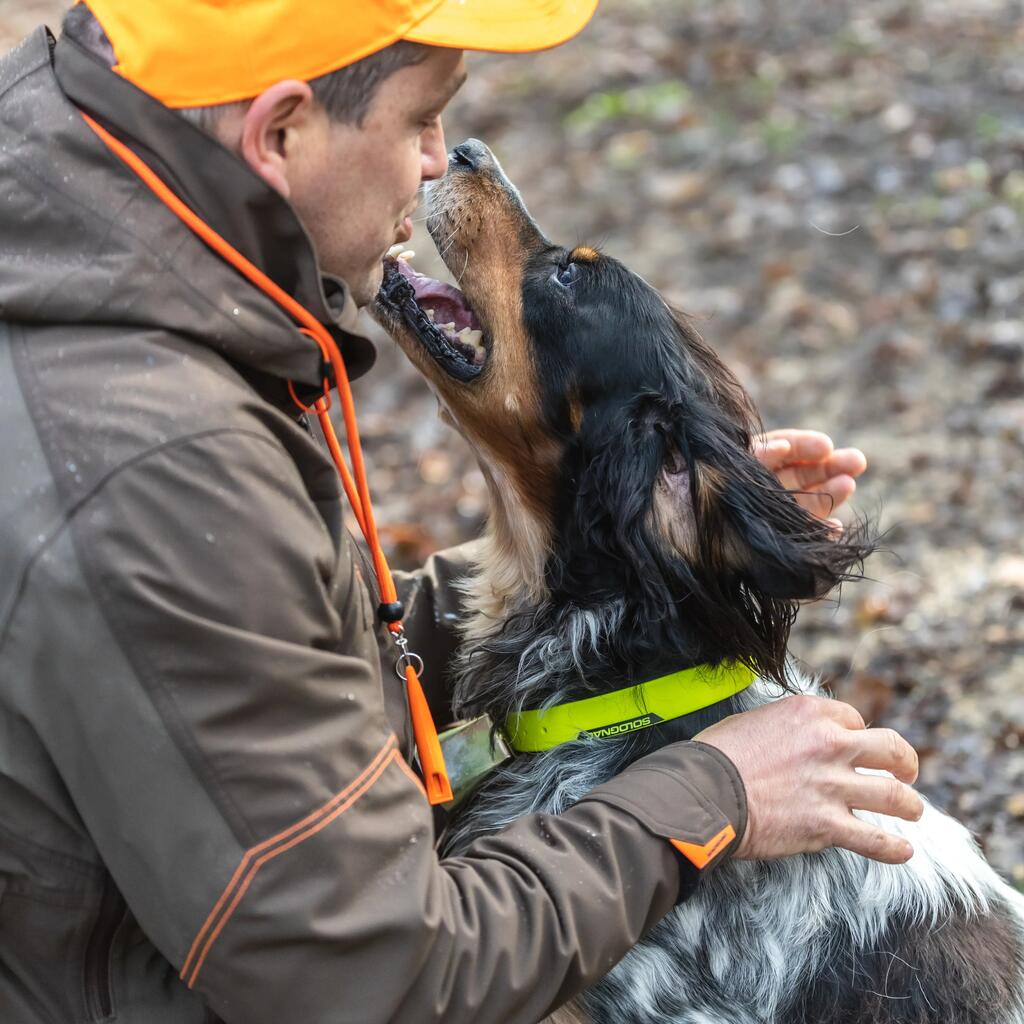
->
[0, 428, 304, 853]
[0, 31, 50, 101]
[0, 425, 289, 654]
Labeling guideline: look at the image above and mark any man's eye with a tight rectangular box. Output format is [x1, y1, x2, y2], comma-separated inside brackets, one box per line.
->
[553, 262, 579, 288]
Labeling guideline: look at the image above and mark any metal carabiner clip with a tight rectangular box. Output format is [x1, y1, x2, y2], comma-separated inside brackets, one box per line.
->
[392, 631, 425, 682]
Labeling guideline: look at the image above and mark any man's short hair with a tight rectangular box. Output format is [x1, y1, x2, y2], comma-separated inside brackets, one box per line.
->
[62, 4, 430, 135]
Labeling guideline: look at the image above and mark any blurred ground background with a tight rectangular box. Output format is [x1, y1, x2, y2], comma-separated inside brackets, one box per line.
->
[3, 0, 1021, 878]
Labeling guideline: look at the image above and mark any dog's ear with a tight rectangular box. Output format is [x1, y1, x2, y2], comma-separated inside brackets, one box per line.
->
[551, 386, 873, 682]
[659, 395, 876, 680]
[672, 410, 873, 602]
[550, 393, 690, 611]
[659, 316, 873, 603]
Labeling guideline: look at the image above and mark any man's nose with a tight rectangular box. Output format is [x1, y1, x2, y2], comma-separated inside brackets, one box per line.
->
[421, 123, 448, 181]
[449, 138, 493, 172]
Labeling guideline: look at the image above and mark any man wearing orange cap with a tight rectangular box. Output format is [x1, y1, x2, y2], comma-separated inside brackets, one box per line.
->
[0, 2, 920, 1022]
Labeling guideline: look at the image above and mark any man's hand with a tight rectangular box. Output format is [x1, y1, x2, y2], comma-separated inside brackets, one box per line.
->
[696, 695, 923, 864]
[754, 429, 867, 529]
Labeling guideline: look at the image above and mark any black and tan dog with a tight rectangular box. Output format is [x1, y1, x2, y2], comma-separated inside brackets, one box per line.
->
[375, 139, 1024, 1024]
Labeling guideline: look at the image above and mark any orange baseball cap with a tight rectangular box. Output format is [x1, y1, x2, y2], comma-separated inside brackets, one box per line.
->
[78, 0, 599, 109]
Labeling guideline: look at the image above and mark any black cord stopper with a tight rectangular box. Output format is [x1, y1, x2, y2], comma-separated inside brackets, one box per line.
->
[377, 601, 405, 624]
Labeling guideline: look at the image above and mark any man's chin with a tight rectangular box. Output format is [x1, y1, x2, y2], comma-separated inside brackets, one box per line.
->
[345, 264, 384, 310]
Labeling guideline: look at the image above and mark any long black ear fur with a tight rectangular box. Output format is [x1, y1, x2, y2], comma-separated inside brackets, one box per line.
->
[549, 391, 875, 684]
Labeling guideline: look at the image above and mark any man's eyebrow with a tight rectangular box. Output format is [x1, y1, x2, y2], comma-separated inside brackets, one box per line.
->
[438, 69, 468, 106]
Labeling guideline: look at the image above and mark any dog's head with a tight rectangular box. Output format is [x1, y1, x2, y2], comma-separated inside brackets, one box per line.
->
[375, 139, 872, 682]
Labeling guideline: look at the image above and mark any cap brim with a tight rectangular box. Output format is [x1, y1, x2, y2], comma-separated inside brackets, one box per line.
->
[403, 0, 598, 53]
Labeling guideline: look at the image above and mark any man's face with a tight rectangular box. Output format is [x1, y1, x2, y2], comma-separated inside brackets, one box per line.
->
[287, 47, 467, 306]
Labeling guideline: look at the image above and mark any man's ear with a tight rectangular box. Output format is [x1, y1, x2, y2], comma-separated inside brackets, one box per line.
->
[239, 80, 317, 199]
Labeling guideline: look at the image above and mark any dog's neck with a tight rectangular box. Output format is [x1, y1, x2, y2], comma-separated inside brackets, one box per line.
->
[458, 462, 551, 637]
[445, 569, 748, 856]
[453, 473, 767, 741]
[444, 511, 752, 856]
[455, 544, 727, 734]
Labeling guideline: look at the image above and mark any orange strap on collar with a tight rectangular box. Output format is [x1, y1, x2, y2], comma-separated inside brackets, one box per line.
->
[80, 111, 452, 805]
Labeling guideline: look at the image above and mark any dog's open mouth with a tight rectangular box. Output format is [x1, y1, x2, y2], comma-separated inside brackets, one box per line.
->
[378, 251, 488, 383]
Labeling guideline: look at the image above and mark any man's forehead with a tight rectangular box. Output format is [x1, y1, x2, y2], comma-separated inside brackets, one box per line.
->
[363, 46, 465, 122]
[418, 47, 468, 96]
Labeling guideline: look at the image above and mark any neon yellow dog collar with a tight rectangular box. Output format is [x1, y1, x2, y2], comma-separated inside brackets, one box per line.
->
[503, 663, 757, 754]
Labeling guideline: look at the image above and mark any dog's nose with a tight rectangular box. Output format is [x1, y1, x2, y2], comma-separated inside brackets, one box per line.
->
[450, 139, 491, 172]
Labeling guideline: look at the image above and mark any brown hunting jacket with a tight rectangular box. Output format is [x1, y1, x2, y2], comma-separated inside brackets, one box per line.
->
[0, 28, 747, 1024]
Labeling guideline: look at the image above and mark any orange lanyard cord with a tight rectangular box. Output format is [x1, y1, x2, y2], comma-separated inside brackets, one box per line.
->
[287, 370, 368, 538]
[80, 112, 452, 804]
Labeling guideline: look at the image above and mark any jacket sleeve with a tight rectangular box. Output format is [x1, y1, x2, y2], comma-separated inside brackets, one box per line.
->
[18, 429, 746, 1024]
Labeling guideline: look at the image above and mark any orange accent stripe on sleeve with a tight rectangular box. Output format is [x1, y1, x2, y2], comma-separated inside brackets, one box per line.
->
[395, 752, 428, 800]
[669, 824, 737, 870]
[179, 735, 398, 986]
[186, 747, 399, 987]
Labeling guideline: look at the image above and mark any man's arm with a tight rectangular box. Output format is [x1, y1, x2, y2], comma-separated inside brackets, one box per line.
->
[14, 429, 745, 1024]
[19, 427, 917, 1024]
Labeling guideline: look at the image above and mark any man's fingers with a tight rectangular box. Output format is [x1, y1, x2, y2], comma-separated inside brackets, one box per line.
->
[829, 817, 915, 864]
[853, 728, 920, 784]
[824, 447, 868, 480]
[786, 476, 857, 518]
[753, 437, 794, 470]
[843, 773, 924, 822]
[779, 461, 859, 492]
[761, 429, 834, 462]
[755, 430, 833, 470]
[819, 698, 866, 731]
[763, 442, 866, 500]
[817, 475, 857, 506]
[755, 434, 868, 523]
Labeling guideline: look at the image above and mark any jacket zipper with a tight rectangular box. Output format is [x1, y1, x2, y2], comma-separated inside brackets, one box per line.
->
[83, 875, 125, 1021]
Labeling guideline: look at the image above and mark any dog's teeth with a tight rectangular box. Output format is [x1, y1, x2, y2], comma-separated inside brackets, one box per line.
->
[397, 249, 415, 261]
[426, 308, 436, 321]
[455, 327, 486, 365]
[387, 244, 405, 258]
[441, 322, 456, 333]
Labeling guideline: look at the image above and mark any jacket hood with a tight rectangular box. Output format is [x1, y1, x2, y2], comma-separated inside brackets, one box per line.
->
[0, 29, 376, 385]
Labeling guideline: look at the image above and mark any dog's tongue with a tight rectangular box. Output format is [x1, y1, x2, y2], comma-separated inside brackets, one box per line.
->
[396, 259, 481, 332]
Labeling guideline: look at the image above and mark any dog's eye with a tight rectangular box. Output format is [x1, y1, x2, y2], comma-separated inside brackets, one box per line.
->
[553, 262, 579, 288]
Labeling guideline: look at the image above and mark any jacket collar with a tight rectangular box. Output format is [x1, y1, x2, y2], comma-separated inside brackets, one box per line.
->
[52, 32, 376, 383]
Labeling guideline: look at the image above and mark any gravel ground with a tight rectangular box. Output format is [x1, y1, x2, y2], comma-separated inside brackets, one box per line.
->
[3, 0, 1021, 880]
